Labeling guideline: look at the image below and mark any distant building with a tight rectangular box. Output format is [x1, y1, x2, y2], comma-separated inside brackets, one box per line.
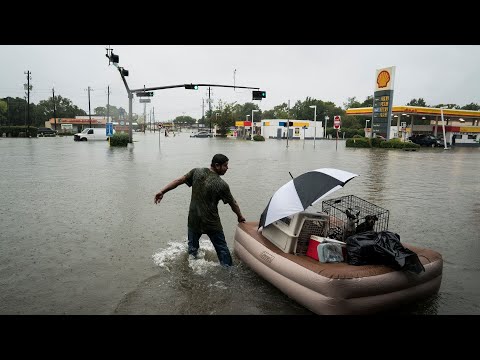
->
[256, 119, 324, 140]
[47, 116, 110, 133]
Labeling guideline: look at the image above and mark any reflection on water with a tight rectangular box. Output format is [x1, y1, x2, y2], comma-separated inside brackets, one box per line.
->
[0, 133, 479, 314]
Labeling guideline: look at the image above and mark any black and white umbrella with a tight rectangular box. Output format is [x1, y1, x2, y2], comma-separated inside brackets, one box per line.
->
[259, 168, 359, 229]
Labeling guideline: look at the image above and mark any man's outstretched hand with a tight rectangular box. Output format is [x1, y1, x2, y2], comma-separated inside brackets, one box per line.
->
[154, 191, 164, 204]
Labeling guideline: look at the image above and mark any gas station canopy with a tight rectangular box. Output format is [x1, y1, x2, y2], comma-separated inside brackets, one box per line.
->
[346, 105, 480, 120]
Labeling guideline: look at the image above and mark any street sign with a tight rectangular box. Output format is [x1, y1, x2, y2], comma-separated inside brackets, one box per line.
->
[334, 115, 341, 129]
[136, 91, 154, 97]
[106, 122, 113, 137]
[139, 98, 151, 103]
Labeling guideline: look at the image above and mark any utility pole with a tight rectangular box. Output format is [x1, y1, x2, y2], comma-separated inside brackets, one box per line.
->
[87, 86, 92, 128]
[27, 71, 30, 130]
[24, 96, 27, 128]
[24, 70, 31, 136]
[107, 85, 110, 125]
[143, 101, 147, 133]
[149, 110, 156, 134]
[152, 107, 155, 132]
[157, 107, 161, 148]
[52, 87, 57, 131]
[286, 100, 290, 148]
[206, 87, 213, 134]
[201, 98, 204, 131]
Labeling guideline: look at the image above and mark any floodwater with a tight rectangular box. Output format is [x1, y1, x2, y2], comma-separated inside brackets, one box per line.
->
[0, 132, 479, 315]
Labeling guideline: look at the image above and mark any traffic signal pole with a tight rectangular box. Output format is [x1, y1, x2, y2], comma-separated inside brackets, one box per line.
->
[208, 87, 212, 134]
[117, 68, 134, 143]
[130, 83, 261, 138]
[106, 47, 263, 144]
[134, 84, 259, 92]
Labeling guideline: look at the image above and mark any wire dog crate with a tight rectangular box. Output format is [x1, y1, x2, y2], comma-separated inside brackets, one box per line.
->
[321, 195, 389, 241]
[294, 216, 328, 256]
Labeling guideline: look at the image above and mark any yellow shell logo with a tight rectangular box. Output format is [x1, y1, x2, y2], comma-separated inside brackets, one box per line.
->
[377, 70, 391, 88]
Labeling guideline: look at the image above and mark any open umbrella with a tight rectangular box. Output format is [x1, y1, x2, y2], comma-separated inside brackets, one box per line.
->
[258, 168, 359, 229]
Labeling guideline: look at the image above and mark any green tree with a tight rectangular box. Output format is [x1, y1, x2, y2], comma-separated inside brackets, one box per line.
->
[94, 106, 106, 115]
[360, 96, 374, 107]
[35, 95, 87, 125]
[270, 103, 290, 119]
[461, 102, 480, 110]
[341, 96, 376, 129]
[210, 101, 240, 134]
[0, 99, 7, 125]
[432, 103, 460, 109]
[406, 98, 428, 107]
[216, 103, 237, 136]
[343, 97, 362, 109]
[173, 115, 196, 126]
[239, 102, 261, 121]
[1, 97, 27, 126]
[261, 109, 275, 119]
[288, 97, 350, 128]
[291, 97, 317, 120]
[94, 105, 121, 120]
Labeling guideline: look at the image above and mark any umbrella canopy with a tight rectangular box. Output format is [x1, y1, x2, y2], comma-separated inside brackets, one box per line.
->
[259, 168, 359, 229]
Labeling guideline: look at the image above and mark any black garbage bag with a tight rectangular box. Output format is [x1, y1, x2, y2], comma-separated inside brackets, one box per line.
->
[346, 230, 425, 274]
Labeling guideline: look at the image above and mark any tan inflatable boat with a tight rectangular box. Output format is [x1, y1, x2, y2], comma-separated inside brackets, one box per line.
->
[234, 221, 443, 315]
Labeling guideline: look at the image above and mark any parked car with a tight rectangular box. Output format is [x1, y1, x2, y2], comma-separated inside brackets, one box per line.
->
[37, 127, 57, 137]
[190, 131, 213, 138]
[73, 128, 114, 141]
[409, 134, 442, 147]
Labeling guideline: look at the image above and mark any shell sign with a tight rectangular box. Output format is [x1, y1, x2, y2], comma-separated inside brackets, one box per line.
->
[375, 66, 395, 91]
[377, 71, 390, 88]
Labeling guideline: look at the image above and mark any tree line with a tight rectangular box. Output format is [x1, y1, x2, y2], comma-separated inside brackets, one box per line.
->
[0, 96, 129, 127]
[1, 94, 479, 133]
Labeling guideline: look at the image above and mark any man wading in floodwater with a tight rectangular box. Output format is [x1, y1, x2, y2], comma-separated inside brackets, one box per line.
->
[154, 154, 245, 267]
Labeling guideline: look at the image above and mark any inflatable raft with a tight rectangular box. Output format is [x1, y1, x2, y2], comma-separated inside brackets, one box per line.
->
[234, 221, 443, 315]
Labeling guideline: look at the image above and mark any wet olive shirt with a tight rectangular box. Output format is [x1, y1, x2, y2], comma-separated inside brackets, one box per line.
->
[184, 167, 235, 233]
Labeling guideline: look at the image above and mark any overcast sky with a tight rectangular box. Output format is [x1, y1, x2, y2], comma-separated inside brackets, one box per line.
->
[1, 45, 479, 121]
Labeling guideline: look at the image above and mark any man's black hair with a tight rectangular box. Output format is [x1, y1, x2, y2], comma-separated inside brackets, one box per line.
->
[211, 154, 229, 167]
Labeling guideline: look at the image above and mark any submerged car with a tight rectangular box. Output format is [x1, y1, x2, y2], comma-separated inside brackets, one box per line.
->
[37, 127, 57, 137]
[409, 134, 442, 147]
[190, 131, 213, 138]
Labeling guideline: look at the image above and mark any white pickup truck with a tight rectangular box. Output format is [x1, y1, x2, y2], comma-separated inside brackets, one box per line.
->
[73, 128, 114, 141]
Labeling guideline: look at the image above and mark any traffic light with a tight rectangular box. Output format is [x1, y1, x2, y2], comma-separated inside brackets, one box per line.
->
[106, 52, 119, 65]
[185, 84, 199, 90]
[106, 52, 119, 64]
[121, 68, 129, 76]
[252, 90, 266, 100]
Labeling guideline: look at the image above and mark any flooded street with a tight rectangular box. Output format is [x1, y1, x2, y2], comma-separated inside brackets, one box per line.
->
[1, 132, 479, 315]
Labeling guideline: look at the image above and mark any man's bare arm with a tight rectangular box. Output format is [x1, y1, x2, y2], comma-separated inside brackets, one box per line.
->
[229, 199, 246, 223]
[154, 175, 187, 204]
